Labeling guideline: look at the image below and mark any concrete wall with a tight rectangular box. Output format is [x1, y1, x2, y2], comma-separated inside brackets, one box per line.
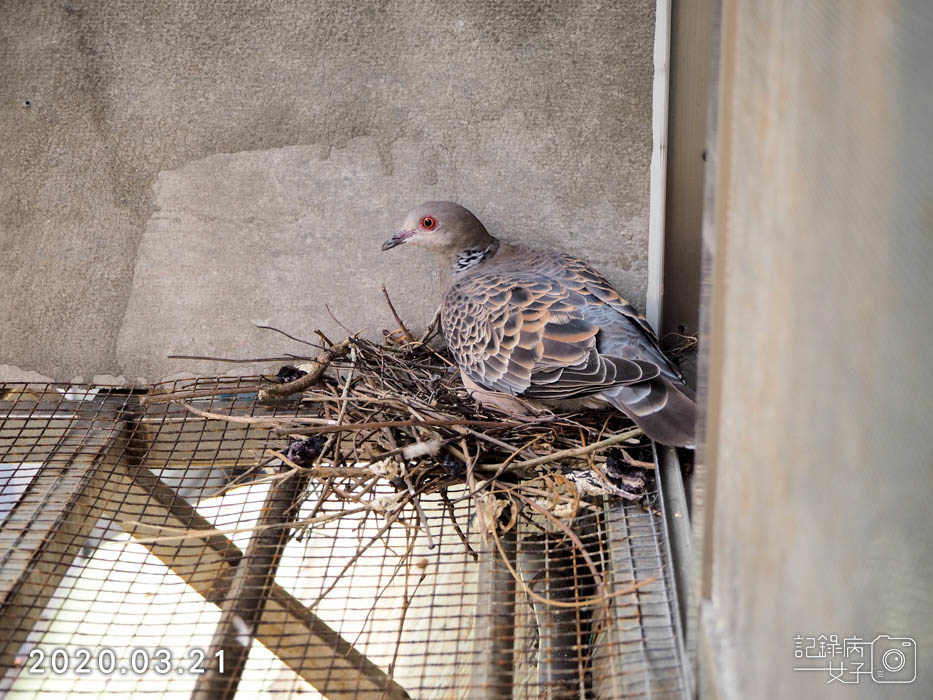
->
[697, 2, 933, 698]
[0, 0, 657, 382]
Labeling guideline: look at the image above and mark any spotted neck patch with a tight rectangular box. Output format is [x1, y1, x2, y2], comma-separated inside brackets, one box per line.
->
[454, 245, 494, 273]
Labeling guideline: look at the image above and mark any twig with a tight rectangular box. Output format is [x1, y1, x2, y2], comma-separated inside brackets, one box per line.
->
[307, 493, 413, 610]
[141, 385, 263, 405]
[509, 487, 604, 591]
[314, 329, 335, 347]
[476, 426, 646, 474]
[325, 304, 356, 335]
[308, 347, 358, 518]
[440, 488, 477, 561]
[463, 427, 540, 461]
[266, 449, 378, 480]
[417, 306, 443, 344]
[179, 401, 295, 426]
[255, 323, 327, 349]
[486, 501, 656, 609]
[620, 448, 655, 469]
[381, 285, 413, 343]
[399, 460, 434, 548]
[276, 417, 525, 436]
[318, 346, 357, 469]
[460, 438, 487, 538]
[387, 535, 427, 679]
[259, 338, 352, 399]
[167, 355, 308, 364]
[482, 434, 548, 483]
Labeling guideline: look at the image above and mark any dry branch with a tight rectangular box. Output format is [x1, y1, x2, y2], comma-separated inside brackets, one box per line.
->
[259, 338, 352, 399]
[478, 426, 646, 475]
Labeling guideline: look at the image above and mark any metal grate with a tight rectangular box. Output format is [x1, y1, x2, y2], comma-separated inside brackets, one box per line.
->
[0, 381, 688, 699]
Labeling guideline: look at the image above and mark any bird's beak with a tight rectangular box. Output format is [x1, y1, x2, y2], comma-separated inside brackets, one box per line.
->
[381, 229, 415, 251]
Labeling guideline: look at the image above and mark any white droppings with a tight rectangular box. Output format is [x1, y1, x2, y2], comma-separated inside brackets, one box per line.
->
[401, 439, 443, 461]
[370, 458, 400, 479]
[372, 492, 407, 513]
[232, 614, 253, 647]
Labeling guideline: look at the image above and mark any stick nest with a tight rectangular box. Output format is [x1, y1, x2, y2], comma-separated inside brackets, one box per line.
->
[150, 300, 686, 547]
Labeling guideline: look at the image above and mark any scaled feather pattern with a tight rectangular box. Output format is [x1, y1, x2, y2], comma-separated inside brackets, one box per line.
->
[383, 201, 696, 448]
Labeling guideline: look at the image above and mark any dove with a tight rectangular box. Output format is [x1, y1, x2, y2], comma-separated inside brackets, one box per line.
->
[382, 201, 696, 448]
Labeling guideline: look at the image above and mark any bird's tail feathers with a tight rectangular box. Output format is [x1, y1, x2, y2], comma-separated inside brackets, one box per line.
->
[605, 378, 696, 448]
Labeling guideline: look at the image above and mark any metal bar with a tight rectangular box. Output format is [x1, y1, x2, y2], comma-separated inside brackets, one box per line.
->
[0, 401, 126, 671]
[105, 416, 412, 700]
[656, 445, 693, 642]
[655, 445, 695, 698]
[469, 529, 517, 700]
[605, 492, 689, 698]
[646, 0, 672, 333]
[191, 467, 310, 699]
[0, 399, 275, 469]
[519, 531, 597, 699]
[662, 0, 716, 343]
[0, 395, 410, 699]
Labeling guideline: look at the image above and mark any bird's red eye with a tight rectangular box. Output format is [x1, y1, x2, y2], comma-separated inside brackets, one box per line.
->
[420, 216, 436, 230]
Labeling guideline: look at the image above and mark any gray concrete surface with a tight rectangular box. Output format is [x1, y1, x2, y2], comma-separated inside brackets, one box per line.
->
[696, 2, 933, 699]
[0, 0, 656, 382]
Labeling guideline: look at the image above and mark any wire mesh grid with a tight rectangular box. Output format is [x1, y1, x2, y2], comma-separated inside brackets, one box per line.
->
[0, 380, 688, 699]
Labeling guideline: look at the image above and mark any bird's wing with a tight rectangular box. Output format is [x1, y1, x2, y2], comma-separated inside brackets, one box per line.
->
[551, 253, 660, 342]
[442, 265, 661, 400]
[546, 252, 686, 379]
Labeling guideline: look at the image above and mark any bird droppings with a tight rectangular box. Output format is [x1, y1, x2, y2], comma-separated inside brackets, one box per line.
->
[232, 614, 253, 647]
[274, 365, 308, 383]
[401, 439, 443, 461]
[284, 435, 326, 467]
[438, 453, 466, 479]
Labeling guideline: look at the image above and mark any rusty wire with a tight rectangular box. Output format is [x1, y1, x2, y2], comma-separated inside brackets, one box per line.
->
[0, 303, 688, 698]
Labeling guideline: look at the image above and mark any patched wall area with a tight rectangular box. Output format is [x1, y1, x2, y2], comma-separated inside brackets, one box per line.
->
[1, 1, 656, 381]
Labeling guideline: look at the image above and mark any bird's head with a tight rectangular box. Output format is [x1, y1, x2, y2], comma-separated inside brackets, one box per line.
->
[382, 201, 496, 256]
